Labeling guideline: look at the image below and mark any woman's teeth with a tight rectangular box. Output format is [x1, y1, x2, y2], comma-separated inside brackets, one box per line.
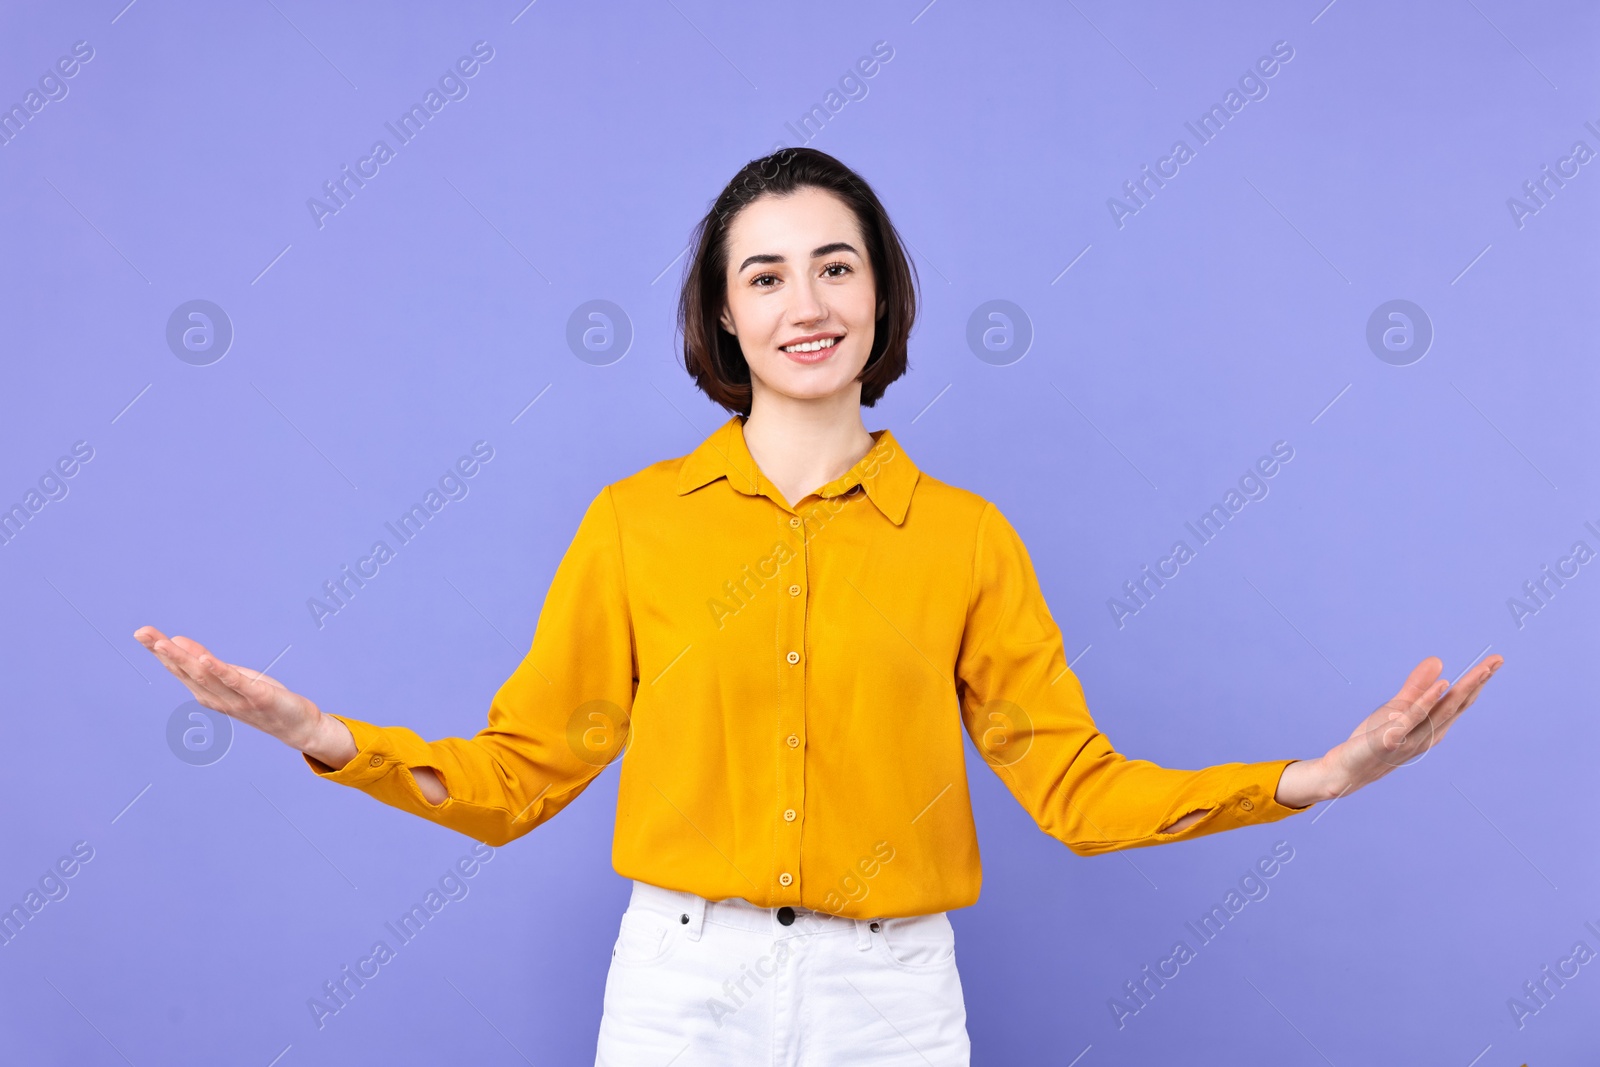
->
[781, 337, 838, 353]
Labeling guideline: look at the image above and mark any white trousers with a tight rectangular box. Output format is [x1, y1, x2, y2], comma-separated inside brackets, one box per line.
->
[595, 880, 970, 1065]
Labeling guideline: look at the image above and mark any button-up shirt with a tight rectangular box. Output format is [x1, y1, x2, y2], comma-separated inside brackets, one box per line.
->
[306, 414, 1308, 918]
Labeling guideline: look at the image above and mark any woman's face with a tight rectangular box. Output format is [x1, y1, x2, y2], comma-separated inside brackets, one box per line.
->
[719, 186, 883, 408]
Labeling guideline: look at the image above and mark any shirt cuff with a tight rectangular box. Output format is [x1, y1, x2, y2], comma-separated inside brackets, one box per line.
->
[1235, 758, 1314, 820]
[301, 714, 418, 788]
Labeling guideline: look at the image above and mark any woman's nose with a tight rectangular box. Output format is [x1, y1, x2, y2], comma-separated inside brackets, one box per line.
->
[789, 277, 826, 322]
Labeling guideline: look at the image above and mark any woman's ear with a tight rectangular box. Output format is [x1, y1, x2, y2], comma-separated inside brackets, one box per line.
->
[719, 305, 736, 335]
[877, 296, 887, 320]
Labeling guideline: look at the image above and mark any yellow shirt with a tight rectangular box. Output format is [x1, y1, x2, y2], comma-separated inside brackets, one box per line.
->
[307, 414, 1309, 918]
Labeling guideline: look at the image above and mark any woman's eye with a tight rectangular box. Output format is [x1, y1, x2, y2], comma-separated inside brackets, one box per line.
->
[751, 263, 849, 287]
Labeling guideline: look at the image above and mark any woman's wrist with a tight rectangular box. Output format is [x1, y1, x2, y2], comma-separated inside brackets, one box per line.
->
[1275, 757, 1345, 809]
[293, 710, 358, 770]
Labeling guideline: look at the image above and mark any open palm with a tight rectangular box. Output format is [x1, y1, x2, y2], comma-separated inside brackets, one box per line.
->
[1320, 653, 1502, 796]
[133, 626, 321, 748]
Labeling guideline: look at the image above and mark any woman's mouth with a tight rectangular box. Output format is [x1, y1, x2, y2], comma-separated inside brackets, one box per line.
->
[779, 335, 841, 362]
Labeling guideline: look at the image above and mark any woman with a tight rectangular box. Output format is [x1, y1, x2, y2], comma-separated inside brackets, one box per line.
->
[134, 147, 1502, 1065]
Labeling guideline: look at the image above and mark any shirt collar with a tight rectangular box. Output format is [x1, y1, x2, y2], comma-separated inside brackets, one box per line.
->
[675, 415, 920, 526]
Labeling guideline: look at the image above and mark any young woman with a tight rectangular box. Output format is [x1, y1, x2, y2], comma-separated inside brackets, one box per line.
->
[134, 148, 1502, 1065]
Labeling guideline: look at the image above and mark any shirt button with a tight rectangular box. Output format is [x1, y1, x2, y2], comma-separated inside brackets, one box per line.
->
[783, 808, 796, 822]
[1241, 798, 1255, 811]
[788, 517, 801, 528]
[788, 584, 800, 596]
[786, 734, 799, 748]
[786, 650, 800, 665]
[368, 755, 383, 767]
[778, 872, 793, 887]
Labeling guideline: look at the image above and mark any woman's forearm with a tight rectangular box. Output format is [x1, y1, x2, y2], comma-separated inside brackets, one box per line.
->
[410, 767, 447, 803]
[1274, 758, 1341, 809]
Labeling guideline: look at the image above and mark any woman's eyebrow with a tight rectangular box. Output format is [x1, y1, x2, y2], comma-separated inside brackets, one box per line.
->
[738, 242, 861, 273]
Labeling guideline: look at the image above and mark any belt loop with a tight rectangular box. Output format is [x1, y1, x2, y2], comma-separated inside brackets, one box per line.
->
[685, 892, 708, 941]
[853, 917, 873, 952]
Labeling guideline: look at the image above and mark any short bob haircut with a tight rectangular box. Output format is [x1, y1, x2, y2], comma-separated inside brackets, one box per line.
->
[677, 148, 919, 417]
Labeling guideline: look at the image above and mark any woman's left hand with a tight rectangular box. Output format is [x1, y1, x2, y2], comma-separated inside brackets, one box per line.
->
[1276, 653, 1504, 808]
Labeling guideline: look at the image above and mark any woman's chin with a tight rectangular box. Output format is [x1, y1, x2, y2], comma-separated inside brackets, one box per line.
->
[767, 376, 859, 405]
[751, 362, 869, 404]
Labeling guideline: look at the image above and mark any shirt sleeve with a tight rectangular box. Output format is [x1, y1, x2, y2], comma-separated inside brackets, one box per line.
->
[954, 501, 1310, 856]
[302, 485, 638, 847]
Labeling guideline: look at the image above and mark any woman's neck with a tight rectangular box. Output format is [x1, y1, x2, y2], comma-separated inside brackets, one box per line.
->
[741, 393, 876, 509]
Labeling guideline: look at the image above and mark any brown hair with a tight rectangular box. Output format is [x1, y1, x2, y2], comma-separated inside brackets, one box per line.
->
[677, 148, 919, 416]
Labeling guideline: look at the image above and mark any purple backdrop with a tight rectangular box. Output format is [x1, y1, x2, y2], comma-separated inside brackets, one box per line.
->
[2, 1, 1596, 1063]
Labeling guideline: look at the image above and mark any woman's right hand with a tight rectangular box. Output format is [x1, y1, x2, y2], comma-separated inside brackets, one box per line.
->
[132, 625, 353, 768]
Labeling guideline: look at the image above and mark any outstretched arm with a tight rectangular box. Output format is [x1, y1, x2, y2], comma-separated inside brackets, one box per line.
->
[1161, 652, 1503, 832]
[955, 502, 1503, 853]
[134, 486, 638, 845]
[123, 649, 442, 804]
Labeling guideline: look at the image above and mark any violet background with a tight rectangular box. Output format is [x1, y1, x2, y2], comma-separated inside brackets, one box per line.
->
[2, 1, 1596, 1063]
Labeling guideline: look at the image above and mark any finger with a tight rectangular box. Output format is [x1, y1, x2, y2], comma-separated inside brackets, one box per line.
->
[1346, 688, 1430, 746]
[147, 646, 230, 707]
[169, 634, 217, 660]
[165, 627, 290, 694]
[1455, 673, 1495, 715]
[155, 636, 215, 678]
[1394, 674, 1449, 737]
[142, 639, 246, 713]
[133, 625, 170, 649]
[152, 638, 237, 704]
[1432, 653, 1501, 717]
[1392, 656, 1444, 706]
[189, 648, 285, 698]
[149, 636, 204, 678]
[148, 647, 197, 686]
[136, 629, 205, 689]
[146, 639, 201, 681]
[204, 656, 268, 702]
[1434, 656, 1503, 731]
[190, 654, 256, 710]
[169, 639, 254, 705]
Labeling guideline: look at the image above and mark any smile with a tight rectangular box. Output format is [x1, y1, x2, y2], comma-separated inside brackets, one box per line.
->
[780, 336, 840, 354]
